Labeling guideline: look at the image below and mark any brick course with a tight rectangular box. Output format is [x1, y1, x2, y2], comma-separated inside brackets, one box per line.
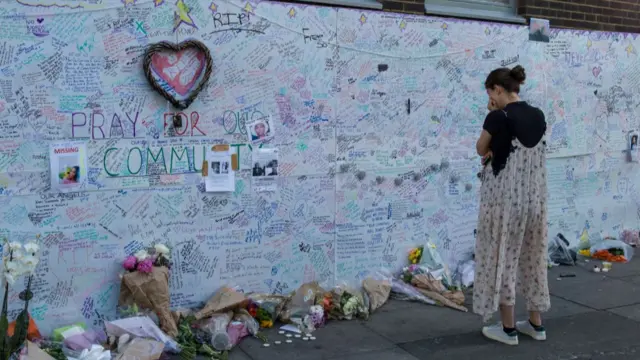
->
[517, 0, 640, 32]
[282, 0, 640, 33]
[380, 0, 640, 32]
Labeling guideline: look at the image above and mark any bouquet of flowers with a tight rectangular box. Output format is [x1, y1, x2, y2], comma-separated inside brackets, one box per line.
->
[247, 302, 273, 329]
[0, 236, 42, 360]
[118, 243, 178, 337]
[408, 246, 423, 264]
[308, 305, 325, 329]
[326, 284, 369, 321]
[122, 244, 172, 274]
[401, 264, 429, 283]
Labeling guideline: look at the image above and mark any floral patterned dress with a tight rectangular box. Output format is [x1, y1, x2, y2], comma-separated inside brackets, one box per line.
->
[473, 132, 551, 321]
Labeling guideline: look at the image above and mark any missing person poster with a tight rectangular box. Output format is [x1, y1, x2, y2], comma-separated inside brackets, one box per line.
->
[205, 147, 235, 192]
[49, 141, 88, 192]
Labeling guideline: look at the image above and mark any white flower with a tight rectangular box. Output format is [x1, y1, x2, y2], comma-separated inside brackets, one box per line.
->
[134, 249, 149, 262]
[21, 255, 39, 274]
[154, 244, 170, 256]
[5, 261, 19, 273]
[11, 250, 23, 261]
[8, 242, 22, 251]
[4, 272, 15, 286]
[24, 242, 39, 254]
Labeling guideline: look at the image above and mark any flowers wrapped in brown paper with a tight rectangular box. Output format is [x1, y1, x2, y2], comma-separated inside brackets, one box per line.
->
[362, 278, 391, 312]
[411, 273, 467, 312]
[119, 266, 178, 337]
[194, 286, 248, 320]
[279, 282, 325, 323]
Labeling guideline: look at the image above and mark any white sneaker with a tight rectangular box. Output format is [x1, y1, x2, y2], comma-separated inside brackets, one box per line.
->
[516, 320, 546, 341]
[482, 323, 518, 345]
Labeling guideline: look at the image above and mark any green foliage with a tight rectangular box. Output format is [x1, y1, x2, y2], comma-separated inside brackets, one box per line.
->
[0, 277, 34, 360]
[176, 316, 229, 360]
[0, 313, 9, 360]
[40, 343, 66, 360]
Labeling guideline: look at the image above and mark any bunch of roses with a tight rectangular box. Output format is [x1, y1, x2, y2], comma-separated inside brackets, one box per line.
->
[122, 243, 171, 273]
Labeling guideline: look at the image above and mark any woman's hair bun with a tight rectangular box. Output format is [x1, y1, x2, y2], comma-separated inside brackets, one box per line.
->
[510, 65, 526, 83]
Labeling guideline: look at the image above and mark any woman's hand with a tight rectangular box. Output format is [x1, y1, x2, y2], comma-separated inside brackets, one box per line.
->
[487, 99, 497, 111]
[481, 150, 493, 166]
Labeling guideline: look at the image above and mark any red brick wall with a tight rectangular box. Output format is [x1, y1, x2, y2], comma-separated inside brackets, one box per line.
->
[517, 0, 640, 33]
[284, 0, 640, 33]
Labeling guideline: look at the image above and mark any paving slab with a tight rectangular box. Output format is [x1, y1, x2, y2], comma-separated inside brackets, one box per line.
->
[608, 303, 640, 322]
[547, 261, 604, 282]
[228, 349, 252, 360]
[328, 347, 419, 360]
[596, 257, 640, 278]
[548, 273, 640, 310]
[513, 294, 594, 320]
[362, 299, 480, 343]
[239, 320, 395, 360]
[618, 275, 640, 284]
[399, 311, 640, 360]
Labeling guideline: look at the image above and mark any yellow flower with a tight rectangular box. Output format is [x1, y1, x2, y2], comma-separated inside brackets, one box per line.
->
[411, 259, 417, 264]
[260, 320, 273, 328]
[578, 249, 591, 257]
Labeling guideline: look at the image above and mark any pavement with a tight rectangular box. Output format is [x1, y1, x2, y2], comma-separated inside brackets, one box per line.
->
[230, 257, 640, 360]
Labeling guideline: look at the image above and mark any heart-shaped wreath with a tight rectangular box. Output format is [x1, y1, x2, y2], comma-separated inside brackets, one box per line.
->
[143, 39, 213, 110]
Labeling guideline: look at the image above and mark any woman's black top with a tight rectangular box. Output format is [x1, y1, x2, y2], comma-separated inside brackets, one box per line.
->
[482, 101, 547, 176]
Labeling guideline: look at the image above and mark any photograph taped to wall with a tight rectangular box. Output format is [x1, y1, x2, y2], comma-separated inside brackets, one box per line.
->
[252, 148, 278, 192]
[205, 148, 234, 192]
[49, 141, 88, 192]
[529, 18, 550, 43]
[246, 116, 274, 143]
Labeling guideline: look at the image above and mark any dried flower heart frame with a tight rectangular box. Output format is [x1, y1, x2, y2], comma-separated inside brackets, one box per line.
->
[143, 39, 213, 110]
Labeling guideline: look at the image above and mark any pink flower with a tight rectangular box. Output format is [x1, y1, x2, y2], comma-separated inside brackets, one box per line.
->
[137, 258, 153, 273]
[123, 256, 137, 271]
[408, 264, 418, 272]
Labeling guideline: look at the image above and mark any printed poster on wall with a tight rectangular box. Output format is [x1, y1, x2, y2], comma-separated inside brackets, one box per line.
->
[252, 148, 278, 192]
[205, 147, 235, 192]
[49, 141, 88, 192]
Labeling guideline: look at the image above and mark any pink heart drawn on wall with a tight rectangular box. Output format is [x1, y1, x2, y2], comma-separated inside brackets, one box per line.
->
[150, 49, 206, 96]
[592, 66, 602, 78]
[143, 40, 212, 110]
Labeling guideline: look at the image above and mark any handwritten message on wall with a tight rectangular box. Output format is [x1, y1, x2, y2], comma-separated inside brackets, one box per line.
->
[0, 0, 639, 333]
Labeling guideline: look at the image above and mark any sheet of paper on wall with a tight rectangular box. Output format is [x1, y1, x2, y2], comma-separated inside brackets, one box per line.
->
[205, 148, 235, 192]
[628, 130, 639, 162]
[252, 148, 278, 192]
[49, 141, 88, 193]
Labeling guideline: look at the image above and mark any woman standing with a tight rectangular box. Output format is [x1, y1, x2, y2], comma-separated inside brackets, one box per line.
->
[474, 65, 550, 345]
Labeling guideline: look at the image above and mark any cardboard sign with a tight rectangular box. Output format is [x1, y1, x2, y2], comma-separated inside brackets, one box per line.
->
[116, 338, 164, 360]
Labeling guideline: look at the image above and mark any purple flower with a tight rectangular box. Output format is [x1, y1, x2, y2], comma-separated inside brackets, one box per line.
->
[137, 258, 153, 273]
[123, 256, 137, 271]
